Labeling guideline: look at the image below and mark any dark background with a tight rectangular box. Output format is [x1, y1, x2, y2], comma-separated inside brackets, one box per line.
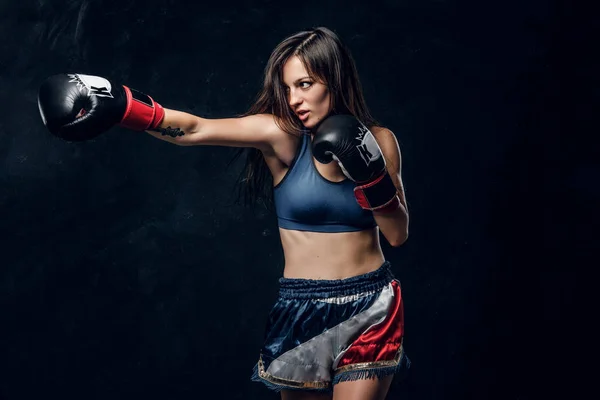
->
[0, 0, 595, 399]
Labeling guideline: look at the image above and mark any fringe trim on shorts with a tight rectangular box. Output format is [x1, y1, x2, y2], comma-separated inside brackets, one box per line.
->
[251, 363, 333, 394]
[332, 352, 411, 385]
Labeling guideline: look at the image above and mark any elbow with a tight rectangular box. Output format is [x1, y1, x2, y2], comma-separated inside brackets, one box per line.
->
[164, 114, 203, 146]
[174, 139, 192, 146]
[172, 133, 200, 146]
[389, 231, 409, 247]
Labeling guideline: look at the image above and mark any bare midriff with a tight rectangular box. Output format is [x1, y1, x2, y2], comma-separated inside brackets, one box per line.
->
[278, 227, 386, 280]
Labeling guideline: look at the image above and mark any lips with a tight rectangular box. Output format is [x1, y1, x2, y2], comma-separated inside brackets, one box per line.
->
[297, 110, 310, 121]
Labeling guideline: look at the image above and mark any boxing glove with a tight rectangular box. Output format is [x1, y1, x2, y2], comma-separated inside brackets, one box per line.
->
[312, 114, 400, 212]
[37, 73, 165, 142]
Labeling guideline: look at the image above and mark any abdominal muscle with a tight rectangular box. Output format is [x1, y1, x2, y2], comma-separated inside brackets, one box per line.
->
[278, 227, 386, 280]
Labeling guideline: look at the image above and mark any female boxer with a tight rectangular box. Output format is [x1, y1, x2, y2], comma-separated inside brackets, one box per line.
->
[38, 27, 410, 400]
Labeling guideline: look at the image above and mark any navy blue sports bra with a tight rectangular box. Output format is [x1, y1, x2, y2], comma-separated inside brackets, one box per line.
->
[273, 133, 377, 233]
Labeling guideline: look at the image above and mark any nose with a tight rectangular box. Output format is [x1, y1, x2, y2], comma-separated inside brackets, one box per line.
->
[288, 88, 302, 108]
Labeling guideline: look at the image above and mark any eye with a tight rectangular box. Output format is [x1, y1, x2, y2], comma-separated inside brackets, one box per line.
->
[299, 81, 312, 89]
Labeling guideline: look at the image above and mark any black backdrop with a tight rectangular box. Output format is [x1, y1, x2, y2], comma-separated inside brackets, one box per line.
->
[0, 0, 595, 399]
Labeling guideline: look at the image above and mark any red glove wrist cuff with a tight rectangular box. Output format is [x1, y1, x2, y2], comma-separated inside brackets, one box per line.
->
[373, 195, 401, 213]
[354, 172, 400, 213]
[119, 86, 165, 131]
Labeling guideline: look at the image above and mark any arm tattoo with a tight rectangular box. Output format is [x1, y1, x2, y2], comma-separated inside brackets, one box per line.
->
[151, 126, 185, 138]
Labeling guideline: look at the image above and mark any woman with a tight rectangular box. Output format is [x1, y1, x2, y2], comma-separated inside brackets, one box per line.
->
[38, 27, 410, 400]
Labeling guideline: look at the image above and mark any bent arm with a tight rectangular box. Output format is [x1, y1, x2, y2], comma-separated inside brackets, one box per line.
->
[145, 109, 282, 151]
[372, 128, 409, 247]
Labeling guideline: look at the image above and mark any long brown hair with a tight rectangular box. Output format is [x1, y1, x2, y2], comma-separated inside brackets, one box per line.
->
[230, 27, 378, 209]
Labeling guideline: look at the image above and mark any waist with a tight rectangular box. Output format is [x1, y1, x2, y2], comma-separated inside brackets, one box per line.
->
[279, 227, 384, 279]
[278, 261, 395, 300]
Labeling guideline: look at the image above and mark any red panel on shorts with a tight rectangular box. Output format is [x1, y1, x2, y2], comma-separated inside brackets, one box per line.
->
[336, 280, 404, 367]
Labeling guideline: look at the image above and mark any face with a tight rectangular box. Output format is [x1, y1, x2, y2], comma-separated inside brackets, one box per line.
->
[282, 56, 331, 129]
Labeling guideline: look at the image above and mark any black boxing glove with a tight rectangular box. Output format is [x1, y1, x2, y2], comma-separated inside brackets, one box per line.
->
[312, 114, 400, 212]
[38, 73, 165, 142]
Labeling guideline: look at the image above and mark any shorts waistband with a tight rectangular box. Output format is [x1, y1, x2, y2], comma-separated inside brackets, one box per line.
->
[278, 261, 394, 300]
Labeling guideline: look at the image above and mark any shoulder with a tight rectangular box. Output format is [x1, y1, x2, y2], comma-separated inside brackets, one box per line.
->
[250, 114, 302, 143]
[252, 114, 302, 166]
[239, 113, 297, 154]
[370, 126, 402, 161]
[244, 113, 285, 136]
[370, 126, 396, 140]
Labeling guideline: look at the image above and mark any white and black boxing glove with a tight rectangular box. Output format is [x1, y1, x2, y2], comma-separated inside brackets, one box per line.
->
[38, 73, 166, 142]
[312, 114, 400, 213]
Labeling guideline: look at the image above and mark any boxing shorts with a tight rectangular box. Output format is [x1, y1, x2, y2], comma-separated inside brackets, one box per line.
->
[251, 261, 410, 393]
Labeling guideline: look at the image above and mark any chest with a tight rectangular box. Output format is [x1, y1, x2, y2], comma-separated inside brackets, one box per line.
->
[270, 134, 347, 186]
[311, 157, 346, 183]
